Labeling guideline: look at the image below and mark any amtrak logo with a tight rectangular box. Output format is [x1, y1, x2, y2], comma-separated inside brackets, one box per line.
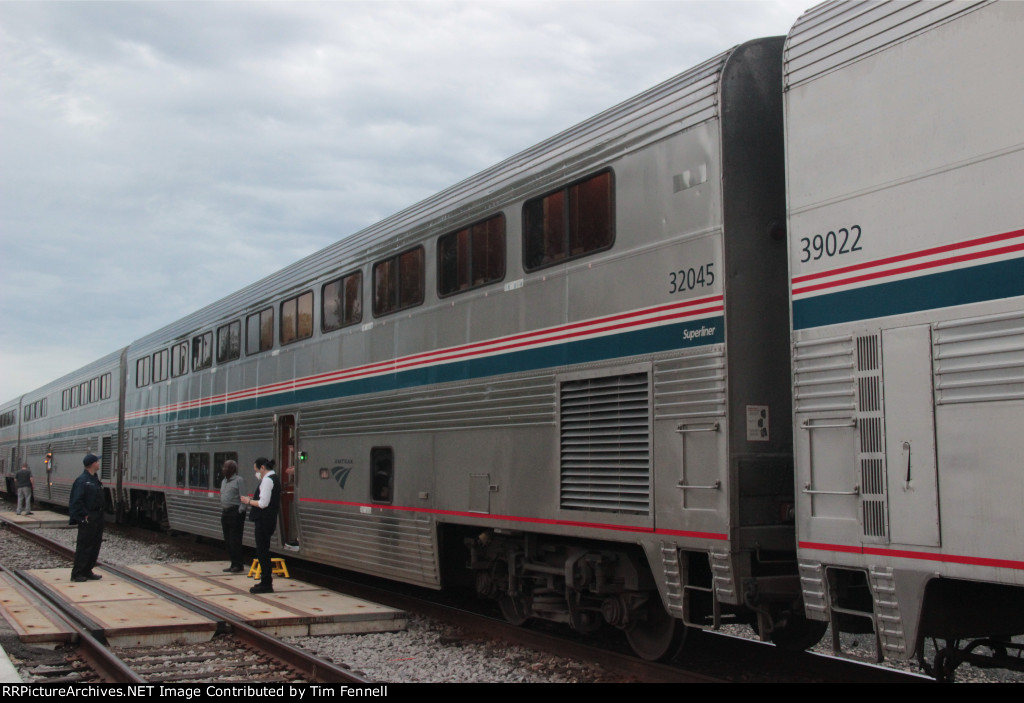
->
[331, 466, 352, 489]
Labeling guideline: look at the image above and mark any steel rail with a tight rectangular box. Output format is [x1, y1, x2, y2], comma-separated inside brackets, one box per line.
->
[0, 565, 146, 683]
[0, 516, 370, 684]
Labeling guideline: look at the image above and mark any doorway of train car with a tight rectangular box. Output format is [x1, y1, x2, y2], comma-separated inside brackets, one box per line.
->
[275, 414, 300, 548]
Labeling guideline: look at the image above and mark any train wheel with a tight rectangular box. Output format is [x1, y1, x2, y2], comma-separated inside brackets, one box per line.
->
[625, 595, 687, 661]
[498, 594, 530, 626]
[769, 612, 828, 651]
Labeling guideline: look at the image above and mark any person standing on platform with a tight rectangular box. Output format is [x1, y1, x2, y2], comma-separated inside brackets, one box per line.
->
[240, 458, 279, 593]
[69, 454, 104, 582]
[219, 459, 247, 573]
[15, 462, 34, 515]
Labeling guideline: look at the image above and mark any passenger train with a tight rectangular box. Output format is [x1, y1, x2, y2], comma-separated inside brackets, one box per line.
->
[3, 1, 1021, 679]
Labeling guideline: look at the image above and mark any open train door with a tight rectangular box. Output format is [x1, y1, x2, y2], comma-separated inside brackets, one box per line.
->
[275, 413, 300, 548]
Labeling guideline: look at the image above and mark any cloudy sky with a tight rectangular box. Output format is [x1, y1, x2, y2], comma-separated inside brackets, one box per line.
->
[0, 0, 811, 403]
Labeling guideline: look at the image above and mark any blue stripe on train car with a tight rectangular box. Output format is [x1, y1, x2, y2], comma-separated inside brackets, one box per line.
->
[792, 257, 1024, 330]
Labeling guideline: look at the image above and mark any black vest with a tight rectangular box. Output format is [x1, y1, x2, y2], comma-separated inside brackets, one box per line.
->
[251, 471, 281, 525]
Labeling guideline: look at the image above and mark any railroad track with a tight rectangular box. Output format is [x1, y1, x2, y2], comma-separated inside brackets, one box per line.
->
[0, 516, 370, 684]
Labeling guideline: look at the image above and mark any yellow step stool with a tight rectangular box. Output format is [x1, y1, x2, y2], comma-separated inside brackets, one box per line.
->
[248, 557, 290, 579]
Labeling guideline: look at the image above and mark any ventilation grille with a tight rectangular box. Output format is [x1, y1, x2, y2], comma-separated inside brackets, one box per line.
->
[101, 436, 112, 481]
[560, 372, 650, 515]
[856, 334, 887, 539]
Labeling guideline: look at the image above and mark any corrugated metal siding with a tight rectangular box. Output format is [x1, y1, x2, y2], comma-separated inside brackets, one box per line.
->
[128, 51, 730, 352]
[793, 336, 856, 414]
[302, 372, 556, 437]
[934, 310, 1024, 404]
[299, 504, 440, 588]
[653, 348, 726, 420]
[785, 0, 991, 89]
[166, 493, 223, 540]
[165, 414, 274, 445]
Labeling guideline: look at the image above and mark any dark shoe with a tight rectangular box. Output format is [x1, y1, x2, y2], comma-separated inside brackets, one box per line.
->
[228, 565, 244, 573]
[71, 575, 88, 583]
[223, 566, 236, 572]
[85, 573, 102, 581]
[25, 512, 33, 515]
[249, 584, 273, 594]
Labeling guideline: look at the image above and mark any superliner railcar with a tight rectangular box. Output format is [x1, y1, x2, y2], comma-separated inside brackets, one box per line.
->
[4, 0, 1022, 676]
[784, 0, 1024, 679]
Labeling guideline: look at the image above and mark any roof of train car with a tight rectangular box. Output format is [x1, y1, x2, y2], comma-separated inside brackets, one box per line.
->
[784, 0, 990, 88]
[125, 43, 744, 351]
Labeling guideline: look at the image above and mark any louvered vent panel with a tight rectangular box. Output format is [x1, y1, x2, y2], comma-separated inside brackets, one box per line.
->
[856, 334, 888, 540]
[560, 372, 650, 515]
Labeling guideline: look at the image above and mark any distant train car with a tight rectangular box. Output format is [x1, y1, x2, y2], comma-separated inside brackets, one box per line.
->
[11, 352, 124, 508]
[785, 0, 1024, 678]
[0, 399, 22, 495]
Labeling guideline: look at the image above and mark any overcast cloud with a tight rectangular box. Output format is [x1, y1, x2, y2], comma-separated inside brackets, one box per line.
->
[0, 0, 810, 402]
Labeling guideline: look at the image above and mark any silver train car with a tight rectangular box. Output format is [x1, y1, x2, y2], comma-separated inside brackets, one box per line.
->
[785, 1, 1024, 678]
[5, 1, 1021, 674]
[6, 37, 805, 661]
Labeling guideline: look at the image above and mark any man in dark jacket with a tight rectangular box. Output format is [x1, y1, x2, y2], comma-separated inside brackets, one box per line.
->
[69, 454, 105, 582]
[15, 462, 33, 515]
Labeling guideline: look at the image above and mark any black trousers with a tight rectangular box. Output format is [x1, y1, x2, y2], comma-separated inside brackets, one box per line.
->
[221, 507, 246, 568]
[72, 513, 104, 579]
[254, 518, 276, 586]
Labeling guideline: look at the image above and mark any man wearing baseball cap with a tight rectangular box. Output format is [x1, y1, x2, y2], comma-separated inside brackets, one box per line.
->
[69, 453, 105, 582]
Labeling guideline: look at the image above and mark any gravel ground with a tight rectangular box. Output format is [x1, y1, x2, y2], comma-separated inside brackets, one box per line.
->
[0, 514, 607, 683]
[288, 616, 609, 683]
[2, 511, 1021, 682]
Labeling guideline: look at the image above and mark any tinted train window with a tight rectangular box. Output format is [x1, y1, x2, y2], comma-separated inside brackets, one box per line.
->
[176, 453, 187, 488]
[524, 170, 614, 271]
[136, 357, 151, 388]
[171, 342, 189, 378]
[373, 247, 424, 317]
[189, 452, 210, 489]
[152, 349, 169, 383]
[280, 291, 313, 345]
[101, 373, 111, 399]
[370, 447, 394, 504]
[246, 308, 274, 355]
[322, 271, 363, 332]
[217, 320, 241, 363]
[192, 332, 213, 371]
[213, 451, 238, 490]
[79, 381, 89, 404]
[438, 214, 506, 296]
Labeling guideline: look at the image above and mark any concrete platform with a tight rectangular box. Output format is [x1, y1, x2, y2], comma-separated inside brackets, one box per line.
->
[24, 567, 219, 647]
[126, 561, 407, 637]
[0, 561, 405, 648]
[0, 572, 74, 646]
[0, 509, 72, 529]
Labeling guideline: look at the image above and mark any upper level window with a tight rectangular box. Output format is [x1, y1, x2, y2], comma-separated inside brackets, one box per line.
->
[280, 291, 314, 345]
[523, 170, 614, 271]
[100, 373, 111, 399]
[136, 357, 151, 388]
[438, 214, 506, 296]
[322, 271, 363, 332]
[171, 341, 189, 378]
[79, 381, 90, 404]
[192, 331, 213, 371]
[373, 247, 424, 317]
[217, 320, 241, 363]
[152, 349, 169, 383]
[246, 308, 274, 355]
